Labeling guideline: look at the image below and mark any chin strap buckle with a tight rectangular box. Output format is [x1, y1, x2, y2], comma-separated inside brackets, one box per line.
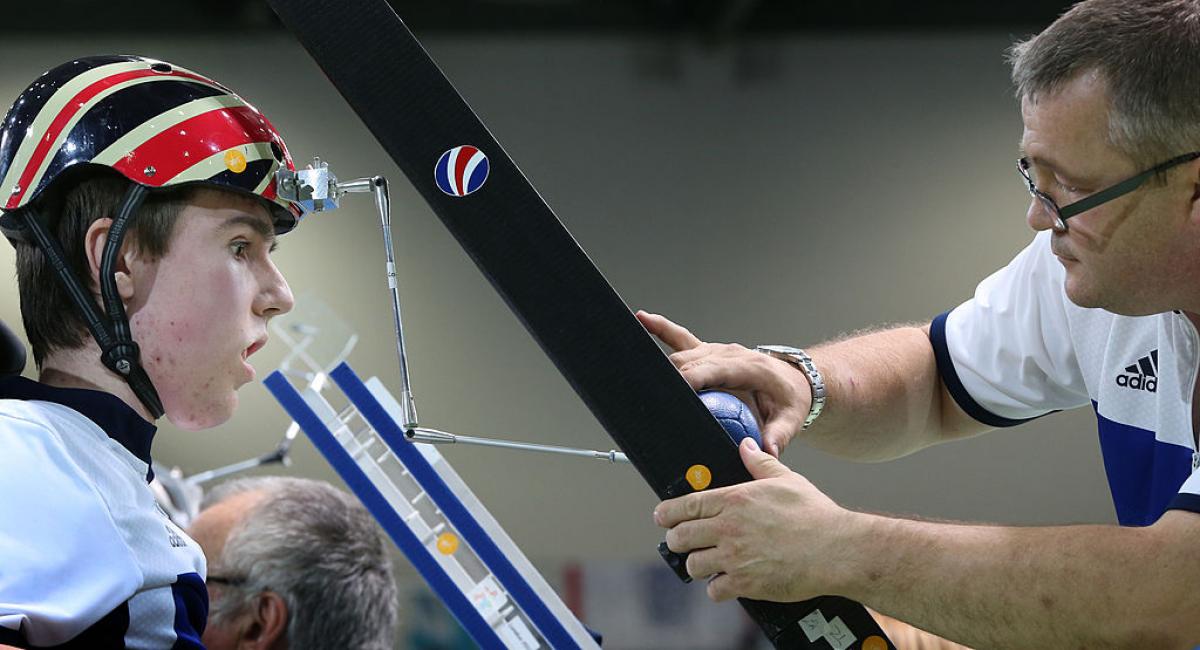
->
[99, 340, 164, 418]
[101, 341, 139, 377]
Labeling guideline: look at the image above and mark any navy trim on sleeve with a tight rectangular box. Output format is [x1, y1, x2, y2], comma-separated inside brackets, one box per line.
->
[0, 603, 131, 649]
[1167, 493, 1200, 515]
[929, 310, 1035, 428]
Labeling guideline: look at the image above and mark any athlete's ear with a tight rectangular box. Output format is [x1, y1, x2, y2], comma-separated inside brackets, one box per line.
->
[83, 217, 139, 302]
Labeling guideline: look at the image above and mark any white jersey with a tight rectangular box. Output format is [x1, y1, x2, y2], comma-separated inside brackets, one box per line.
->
[931, 230, 1200, 526]
[0, 377, 207, 648]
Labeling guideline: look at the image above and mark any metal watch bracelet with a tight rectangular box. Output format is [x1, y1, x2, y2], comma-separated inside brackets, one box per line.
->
[754, 345, 826, 430]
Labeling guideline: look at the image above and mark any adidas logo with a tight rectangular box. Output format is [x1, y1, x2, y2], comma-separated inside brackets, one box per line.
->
[165, 524, 186, 548]
[1116, 349, 1157, 392]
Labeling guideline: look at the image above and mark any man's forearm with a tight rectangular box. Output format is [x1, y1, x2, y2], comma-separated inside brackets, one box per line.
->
[800, 325, 956, 461]
[839, 512, 1199, 649]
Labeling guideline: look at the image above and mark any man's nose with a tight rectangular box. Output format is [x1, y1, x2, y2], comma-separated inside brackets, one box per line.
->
[1026, 198, 1058, 232]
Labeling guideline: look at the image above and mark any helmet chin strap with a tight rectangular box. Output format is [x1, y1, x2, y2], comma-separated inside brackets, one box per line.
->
[20, 184, 165, 419]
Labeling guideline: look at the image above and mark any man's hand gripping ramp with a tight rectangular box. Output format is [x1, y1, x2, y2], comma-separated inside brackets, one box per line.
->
[266, 1, 894, 647]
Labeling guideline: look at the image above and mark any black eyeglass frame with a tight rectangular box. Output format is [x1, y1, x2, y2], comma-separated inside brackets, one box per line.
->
[1017, 151, 1200, 230]
[206, 575, 248, 587]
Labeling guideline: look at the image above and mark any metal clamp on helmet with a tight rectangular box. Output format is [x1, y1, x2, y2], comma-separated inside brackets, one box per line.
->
[276, 157, 343, 213]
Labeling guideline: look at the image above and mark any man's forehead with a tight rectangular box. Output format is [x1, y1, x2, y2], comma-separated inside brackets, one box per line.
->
[188, 489, 269, 559]
[1019, 70, 1124, 171]
[1021, 71, 1110, 130]
[190, 188, 273, 221]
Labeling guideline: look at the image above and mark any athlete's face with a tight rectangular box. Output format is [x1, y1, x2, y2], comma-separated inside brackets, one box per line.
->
[1020, 70, 1200, 316]
[126, 189, 293, 430]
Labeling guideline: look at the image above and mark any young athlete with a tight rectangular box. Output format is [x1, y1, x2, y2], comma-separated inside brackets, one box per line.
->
[0, 55, 312, 648]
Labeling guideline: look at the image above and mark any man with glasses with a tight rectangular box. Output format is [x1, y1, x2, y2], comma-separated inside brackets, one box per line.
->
[642, 0, 1200, 647]
[187, 477, 398, 650]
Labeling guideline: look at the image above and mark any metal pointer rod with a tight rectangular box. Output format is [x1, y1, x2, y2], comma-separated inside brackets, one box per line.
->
[339, 175, 420, 430]
[406, 427, 630, 464]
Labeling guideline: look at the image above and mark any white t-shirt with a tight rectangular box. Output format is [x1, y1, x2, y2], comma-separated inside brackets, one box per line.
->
[931, 230, 1200, 526]
[0, 377, 207, 648]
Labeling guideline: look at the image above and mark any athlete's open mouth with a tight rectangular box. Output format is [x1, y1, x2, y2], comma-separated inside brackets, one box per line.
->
[244, 338, 267, 360]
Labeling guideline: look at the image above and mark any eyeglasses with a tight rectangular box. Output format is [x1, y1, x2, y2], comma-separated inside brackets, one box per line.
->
[1017, 151, 1200, 231]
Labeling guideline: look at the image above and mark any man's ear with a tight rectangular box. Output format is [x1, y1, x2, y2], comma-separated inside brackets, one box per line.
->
[238, 591, 288, 650]
[83, 218, 139, 301]
[1190, 156, 1200, 206]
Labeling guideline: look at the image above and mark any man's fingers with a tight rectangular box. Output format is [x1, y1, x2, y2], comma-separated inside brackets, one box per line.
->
[705, 572, 738, 602]
[666, 346, 712, 371]
[675, 361, 747, 392]
[665, 519, 719, 555]
[685, 547, 724, 581]
[761, 414, 801, 457]
[676, 349, 779, 389]
[654, 490, 722, 529]
[636, 310, 702, 352]
[740, 437, 792, 479]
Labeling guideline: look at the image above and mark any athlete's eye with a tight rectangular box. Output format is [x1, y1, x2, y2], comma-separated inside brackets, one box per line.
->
[230, 241, 249, 258]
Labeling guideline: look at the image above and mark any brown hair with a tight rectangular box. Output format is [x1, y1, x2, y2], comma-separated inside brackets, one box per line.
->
[1010, 0, 1200, 169]
[15, 170, 194, 367]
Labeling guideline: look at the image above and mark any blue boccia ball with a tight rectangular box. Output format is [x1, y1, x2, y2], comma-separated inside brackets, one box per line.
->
[698, 390, 763, 448]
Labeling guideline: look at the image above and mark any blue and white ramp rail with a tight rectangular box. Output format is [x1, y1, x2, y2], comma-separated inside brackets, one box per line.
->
[264, 363, 599, 650]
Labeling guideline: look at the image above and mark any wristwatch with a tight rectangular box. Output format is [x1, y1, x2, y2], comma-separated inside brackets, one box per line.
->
[754, 345, 826, 430]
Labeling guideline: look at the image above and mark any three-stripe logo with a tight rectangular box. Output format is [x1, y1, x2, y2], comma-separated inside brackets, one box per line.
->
[1116, 349, 1158, 393]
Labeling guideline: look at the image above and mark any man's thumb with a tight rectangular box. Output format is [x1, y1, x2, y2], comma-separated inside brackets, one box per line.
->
[740, 437, 789, 479]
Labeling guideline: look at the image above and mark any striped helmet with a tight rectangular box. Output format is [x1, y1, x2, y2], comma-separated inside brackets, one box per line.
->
[0, 54, 305, 236]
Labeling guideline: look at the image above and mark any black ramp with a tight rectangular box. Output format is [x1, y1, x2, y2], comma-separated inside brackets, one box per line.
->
[266, 1, 893, 647]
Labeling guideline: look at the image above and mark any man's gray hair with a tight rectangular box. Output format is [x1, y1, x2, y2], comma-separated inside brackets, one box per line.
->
[204, 476, 398, 650]
[1009, 0, 1200, 168]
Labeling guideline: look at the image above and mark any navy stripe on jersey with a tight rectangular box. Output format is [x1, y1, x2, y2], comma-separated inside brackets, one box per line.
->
[169, 573, 207, 650]
[0, 603, 129, 649]
[202, 158, 274, 194]
[0, 55, 142, 183]
[930, 311, 1038, 428]
[1094, 403, 1193, 526]
[36, 79, 227, 194]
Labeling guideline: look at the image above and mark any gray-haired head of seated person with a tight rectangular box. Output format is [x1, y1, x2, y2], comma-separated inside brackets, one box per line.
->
[201, 476, 398, 650]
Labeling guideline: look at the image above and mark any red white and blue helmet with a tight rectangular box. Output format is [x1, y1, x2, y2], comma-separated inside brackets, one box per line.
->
[0, 54, 307, 236]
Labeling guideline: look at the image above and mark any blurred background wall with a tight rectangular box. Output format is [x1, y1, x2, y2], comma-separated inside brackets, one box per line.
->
[0, 2, 1100, 646]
